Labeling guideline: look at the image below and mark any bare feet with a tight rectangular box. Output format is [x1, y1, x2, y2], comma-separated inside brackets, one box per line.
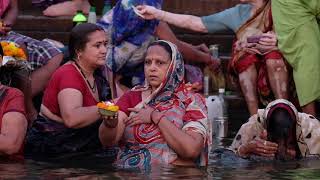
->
[43, 0, 90, 17]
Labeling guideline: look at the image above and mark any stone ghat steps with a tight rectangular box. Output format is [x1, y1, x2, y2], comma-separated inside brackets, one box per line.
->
[13, 14, 235, 55]
[13, 14, 73, 44]
[16, 0, 237, 49]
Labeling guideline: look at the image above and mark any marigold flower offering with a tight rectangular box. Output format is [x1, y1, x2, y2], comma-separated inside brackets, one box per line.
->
[97, 101, 119, 116]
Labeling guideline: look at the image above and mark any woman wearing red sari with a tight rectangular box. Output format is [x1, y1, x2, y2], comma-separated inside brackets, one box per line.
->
[137, 0, 290, 116]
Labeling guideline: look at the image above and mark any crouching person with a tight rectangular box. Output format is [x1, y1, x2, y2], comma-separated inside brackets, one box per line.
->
[230, 99, 320, 160]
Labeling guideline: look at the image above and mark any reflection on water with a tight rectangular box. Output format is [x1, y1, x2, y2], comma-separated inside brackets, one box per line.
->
[1, 122, 320, 179]
[1, 156, 320, 179]
[1, 138, 320, 179]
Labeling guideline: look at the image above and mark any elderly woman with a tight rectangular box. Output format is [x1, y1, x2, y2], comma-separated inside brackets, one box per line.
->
[99, 40, 210, 168]
[230, 99, 320, 160]
[25, 23, 111, 158]
[0, 41, 28, 159]
[137, 0, 290, 115]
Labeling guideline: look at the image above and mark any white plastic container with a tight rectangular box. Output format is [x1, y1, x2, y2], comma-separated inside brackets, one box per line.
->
[206, 95, 223, 122]
[206, 95, 228, 138]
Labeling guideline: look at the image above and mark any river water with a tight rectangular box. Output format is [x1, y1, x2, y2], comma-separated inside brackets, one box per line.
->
[1, 137, 320, 179]
[1, 102, 320, 179]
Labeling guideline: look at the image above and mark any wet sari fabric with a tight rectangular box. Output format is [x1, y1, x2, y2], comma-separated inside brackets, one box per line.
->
[115, 41, 210, 168]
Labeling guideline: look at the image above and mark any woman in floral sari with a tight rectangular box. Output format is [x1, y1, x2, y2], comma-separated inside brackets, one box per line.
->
[137, 0, 290, 115]
[99, 40, 210, 169]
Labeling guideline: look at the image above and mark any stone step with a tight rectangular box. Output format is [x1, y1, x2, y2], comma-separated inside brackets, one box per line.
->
[13, 14, 73, 44]
[19, 0, 238, 16]
[13, 15, 235, 53]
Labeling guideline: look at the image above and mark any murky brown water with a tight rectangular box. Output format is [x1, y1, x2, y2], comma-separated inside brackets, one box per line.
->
[0, 136, 319, 179]
[1, 108, 320, 179]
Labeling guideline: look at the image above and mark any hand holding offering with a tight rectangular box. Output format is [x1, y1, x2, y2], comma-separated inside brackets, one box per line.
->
[97, 101, 119, 116]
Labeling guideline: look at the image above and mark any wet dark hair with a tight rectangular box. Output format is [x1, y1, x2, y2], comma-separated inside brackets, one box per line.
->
[68, 23, 104, 60]
[267, 108, 301, 159]
[148, 41, 173, 60]
[267, 108, 296, 142]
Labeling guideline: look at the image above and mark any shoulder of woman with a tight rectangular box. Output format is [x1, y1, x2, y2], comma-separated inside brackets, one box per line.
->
[218, 3, 252, 15]
[235, 3, 252, 11]
[5, 86, 24, 98]
[117, 90, 142, 102]
[51, 64, 81, 79]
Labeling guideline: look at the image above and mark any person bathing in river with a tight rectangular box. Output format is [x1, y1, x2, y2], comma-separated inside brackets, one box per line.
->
[230, 99, 320, 161]
[99, 40, 210, 168]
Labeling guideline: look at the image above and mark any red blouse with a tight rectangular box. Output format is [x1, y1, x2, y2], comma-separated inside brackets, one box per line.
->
[0, 86, 26, 156]
[42, 64, 98, 117]
[116, 90, 142, 116]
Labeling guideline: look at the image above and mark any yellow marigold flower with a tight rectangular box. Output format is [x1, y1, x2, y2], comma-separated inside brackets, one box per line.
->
[0, 41, 27, 60]
[107, 105, 119, 112]
[96, 101, 119, 112]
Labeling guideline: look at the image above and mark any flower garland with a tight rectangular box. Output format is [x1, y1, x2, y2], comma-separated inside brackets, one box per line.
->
[0, 41, 27, 60]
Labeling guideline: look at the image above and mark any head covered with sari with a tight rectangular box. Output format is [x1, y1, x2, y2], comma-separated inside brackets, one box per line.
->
[117, 40, 210, 168]
[132, 40, 185, 108]
[97, 0, 163, 73]
[263, 99, 320, 159]
[230, 99, 320, 159]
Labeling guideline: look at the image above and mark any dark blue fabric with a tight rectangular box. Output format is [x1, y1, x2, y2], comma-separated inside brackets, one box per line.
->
[96, 0, 163, 75]
[112, 0, 162, 46]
